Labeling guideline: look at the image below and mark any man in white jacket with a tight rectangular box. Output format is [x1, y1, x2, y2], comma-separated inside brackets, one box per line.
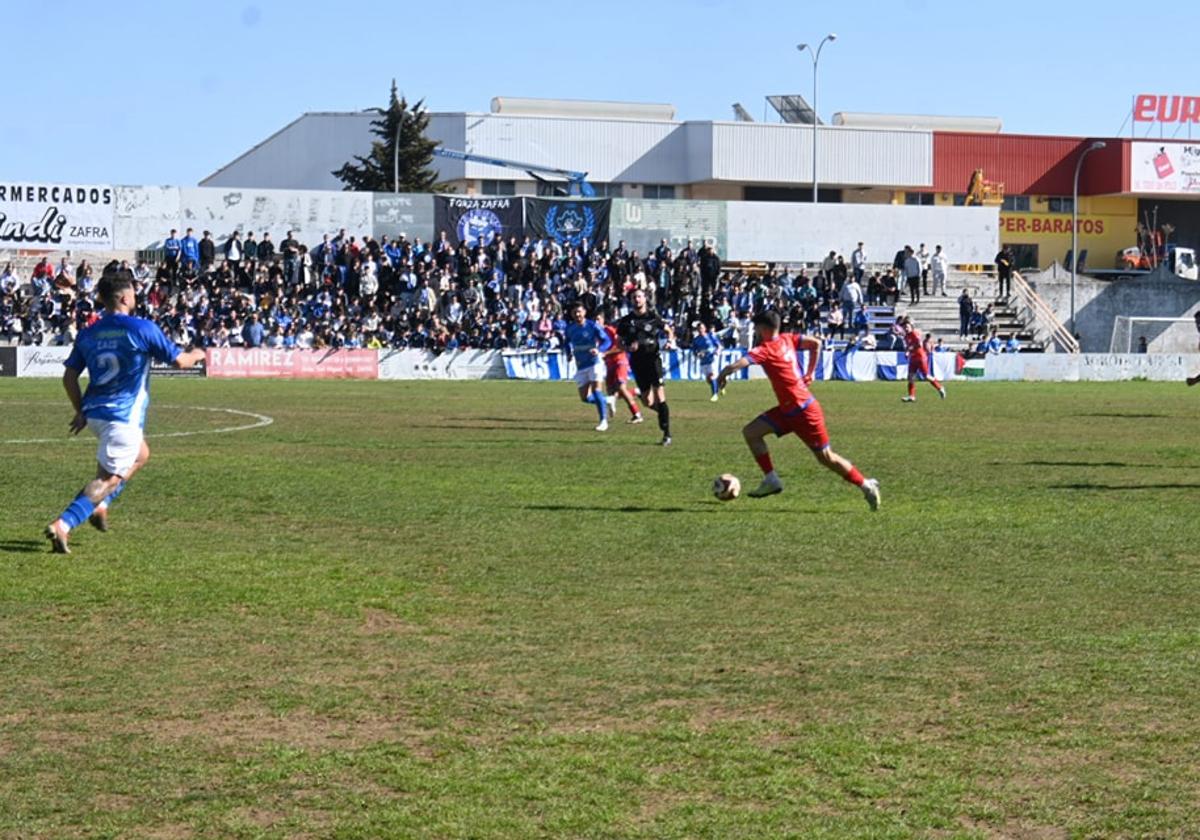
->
[930, 245, 949, 297]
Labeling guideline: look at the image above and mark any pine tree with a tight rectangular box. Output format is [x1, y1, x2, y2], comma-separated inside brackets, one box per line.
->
[333, 80, 444, 193]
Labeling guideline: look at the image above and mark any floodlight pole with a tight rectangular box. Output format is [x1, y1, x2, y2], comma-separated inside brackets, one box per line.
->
[797, 34, 837, 204]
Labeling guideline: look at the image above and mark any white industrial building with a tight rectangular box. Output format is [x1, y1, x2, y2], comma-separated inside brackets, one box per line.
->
[201, 96, 982, 200]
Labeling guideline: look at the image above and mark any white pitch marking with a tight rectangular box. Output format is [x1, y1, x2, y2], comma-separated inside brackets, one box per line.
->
[0, 403, 274, 445]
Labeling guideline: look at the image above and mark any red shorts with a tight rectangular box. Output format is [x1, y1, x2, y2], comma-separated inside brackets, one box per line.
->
[908, 352, 930, 378]
[759, 398, 830, 450]
[605, 362, 629, 389]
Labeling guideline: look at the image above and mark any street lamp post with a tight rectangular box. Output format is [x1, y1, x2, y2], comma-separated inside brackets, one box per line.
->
[1071, 140, 1106, 335]
[797, 34, 837, 204]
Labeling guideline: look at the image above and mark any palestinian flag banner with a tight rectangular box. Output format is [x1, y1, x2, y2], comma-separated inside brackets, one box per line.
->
[958, 354, 985, 378]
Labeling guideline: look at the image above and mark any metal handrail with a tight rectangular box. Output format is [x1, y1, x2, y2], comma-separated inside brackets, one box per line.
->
[1011, 270, 1080, 353]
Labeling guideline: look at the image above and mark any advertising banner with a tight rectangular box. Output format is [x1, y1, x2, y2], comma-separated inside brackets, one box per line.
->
[0, 183, 115, 249]
[373, 194, 436, 243]
[15, 346, 72, 377]
[205, 348, 378, 379]
[1130, 143, 1200, 195]
[378, 349, 506, 380]
[610, 199, 727, 258]
[433, 196, 523, 247]
[524, 198, 611, 248]
[0, 346, 15, 377]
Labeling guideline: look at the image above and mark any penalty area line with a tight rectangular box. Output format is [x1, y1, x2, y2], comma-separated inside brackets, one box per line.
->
[0, 404, 274, 445]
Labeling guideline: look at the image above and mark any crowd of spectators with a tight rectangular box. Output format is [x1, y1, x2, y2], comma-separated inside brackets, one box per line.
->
[1, 228, 970, 353]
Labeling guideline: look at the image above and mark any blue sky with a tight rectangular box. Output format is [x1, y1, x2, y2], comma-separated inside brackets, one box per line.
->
[5, 0, 1188, 187]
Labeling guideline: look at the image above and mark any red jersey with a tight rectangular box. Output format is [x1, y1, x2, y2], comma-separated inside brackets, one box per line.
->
[602, 324, 626, 370]
[905, 328, 926, 358]
[747, 333, 813, 409]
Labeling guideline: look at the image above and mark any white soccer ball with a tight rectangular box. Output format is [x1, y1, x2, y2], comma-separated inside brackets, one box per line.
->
[712, 474, 741, 501]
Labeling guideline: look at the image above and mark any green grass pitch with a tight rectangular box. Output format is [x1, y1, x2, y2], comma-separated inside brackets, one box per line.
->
[1, 378, 1198, 838]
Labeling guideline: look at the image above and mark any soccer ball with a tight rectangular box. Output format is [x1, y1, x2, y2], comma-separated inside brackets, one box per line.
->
[712, 474, 741, 501]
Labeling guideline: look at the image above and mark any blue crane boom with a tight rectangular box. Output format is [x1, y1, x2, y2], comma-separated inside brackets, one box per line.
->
[432, 147, 597, 197]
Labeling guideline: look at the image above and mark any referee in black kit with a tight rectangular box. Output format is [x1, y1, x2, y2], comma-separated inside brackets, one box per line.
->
[617, 288, 674, 446]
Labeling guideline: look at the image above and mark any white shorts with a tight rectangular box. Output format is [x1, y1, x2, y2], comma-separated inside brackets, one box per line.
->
[702, 359, 719, 378]
[573, 361, 604, 389]
[87, 419, 143, 478]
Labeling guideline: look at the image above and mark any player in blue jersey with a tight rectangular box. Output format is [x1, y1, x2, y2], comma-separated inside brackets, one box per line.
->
[691, 322, 723, 401]
[564, 301, 612, 432]
[44, 267, 205, 554]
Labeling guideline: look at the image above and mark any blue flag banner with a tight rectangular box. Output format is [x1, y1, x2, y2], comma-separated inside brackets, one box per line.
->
[502, 350, 961, 382]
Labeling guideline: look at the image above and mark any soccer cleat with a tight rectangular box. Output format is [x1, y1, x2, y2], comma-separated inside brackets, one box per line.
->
[902, 396, 916, 403]
[88, 505, 109, 533]
[606, 396, 616, 412]
[45, 521, 71, 554]
[595, 419, 609, 432]
[659, 435, 672, 447]
[628, 413, 644, 424]
[861, 478, 881, 511]
[748, 475, 784, 498]
[938, 386, 947, 400]
[710, 393, 720, 402]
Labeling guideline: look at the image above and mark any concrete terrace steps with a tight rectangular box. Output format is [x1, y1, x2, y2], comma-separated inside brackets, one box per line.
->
[895, 295, 1042, 351]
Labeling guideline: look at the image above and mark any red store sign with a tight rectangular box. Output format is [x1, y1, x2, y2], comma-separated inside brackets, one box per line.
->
[1134, 94, 1200, 124]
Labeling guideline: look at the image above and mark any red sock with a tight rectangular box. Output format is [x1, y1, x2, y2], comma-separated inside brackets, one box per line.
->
[754, 452, 775, 475]
[845, 466, 865, 486]
[930, 379, 942, 390]
[907, 381, 916, 398]
[625, 397, 639, 416]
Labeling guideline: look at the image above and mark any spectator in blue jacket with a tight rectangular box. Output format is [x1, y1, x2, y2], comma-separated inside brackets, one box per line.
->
[164, 229, 182, 279]
[180, 228, 200, 275]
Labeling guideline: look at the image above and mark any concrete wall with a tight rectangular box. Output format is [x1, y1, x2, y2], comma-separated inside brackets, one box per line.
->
[1028, 265, 1200, 352]
[725, 203, 999, 263]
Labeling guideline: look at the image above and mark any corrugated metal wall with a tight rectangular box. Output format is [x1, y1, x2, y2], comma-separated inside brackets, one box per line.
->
[460, 115, 688, 184]
[709, 123, 933, 187]
[932, 133, 1128, 196]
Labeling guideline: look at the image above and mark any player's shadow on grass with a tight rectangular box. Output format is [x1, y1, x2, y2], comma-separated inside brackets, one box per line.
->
[0, 540, 45, 554]
[520, 503, 799, 515]
[1071, 412, 1169, 419]
[1050, 482, 1200, 492]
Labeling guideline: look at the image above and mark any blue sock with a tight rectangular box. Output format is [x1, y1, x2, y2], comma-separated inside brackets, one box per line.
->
[711, 379, 719, 395]
[102, 481, 126, 508]
[591, 391, 606, 421]
[59, 493, 96, 531]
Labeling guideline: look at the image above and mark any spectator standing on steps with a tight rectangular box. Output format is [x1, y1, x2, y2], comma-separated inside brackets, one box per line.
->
[930, 244, 949, 297]
[163, 229, 181, 280]
[903, 247, 922, 304]
[917, 243, 931, 295]
[840, 273, 863, 331]
[995, 246, 1014, 300]
[851, 242, 866, 284]
[958, 289, 973, 337]
[199, 231, 215, 273]
[281, 230, 301, 287]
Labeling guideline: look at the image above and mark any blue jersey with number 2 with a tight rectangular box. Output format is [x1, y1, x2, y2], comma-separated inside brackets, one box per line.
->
[64, 313, 181, 426]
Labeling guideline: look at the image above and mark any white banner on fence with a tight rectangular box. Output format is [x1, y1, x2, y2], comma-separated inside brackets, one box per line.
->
[15, 346, 73, 377]
[378, 349, 505, 380]
[179, 187, 373, 248]
[0, 183, 115, 249]
[982, 353, 1200, 381]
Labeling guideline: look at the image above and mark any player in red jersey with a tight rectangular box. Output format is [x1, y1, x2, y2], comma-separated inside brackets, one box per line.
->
[717, 311, 880, 508]
[595, 309, 643, 423]
[901, 317, 947, 402]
